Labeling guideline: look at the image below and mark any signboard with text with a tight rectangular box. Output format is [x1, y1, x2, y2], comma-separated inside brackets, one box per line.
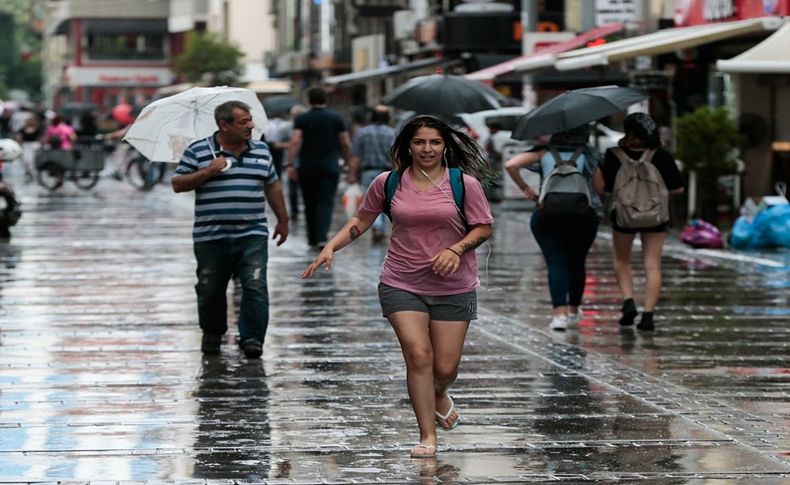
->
[596, 0, 642, 25]
[65, 66, 173, 87]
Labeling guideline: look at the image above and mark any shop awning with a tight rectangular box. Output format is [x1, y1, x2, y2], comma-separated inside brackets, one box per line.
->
[717, 20, 790, 73]
[552, 16, 783, 71]
[465, 23, 625, 82]
[323, 57, 458, 87]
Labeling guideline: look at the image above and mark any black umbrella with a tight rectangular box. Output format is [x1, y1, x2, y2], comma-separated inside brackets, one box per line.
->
[60, 102, 101, 118]
[512, 86, 648, 140]
[383, 74, 506, 119]
[262, 95, 300, 117]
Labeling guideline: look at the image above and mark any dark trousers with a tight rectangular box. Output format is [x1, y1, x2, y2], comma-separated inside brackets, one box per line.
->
[194, 235, 270, 343]
[298, 167, 339, 246]
[530, 210, 599, 308]
[288, 177, 300, 219]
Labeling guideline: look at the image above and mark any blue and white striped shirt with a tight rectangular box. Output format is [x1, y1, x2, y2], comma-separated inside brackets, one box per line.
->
[174, 133, 278, 242]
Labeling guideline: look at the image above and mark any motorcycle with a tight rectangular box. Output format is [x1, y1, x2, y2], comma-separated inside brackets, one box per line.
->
[0, 139, 24, 239]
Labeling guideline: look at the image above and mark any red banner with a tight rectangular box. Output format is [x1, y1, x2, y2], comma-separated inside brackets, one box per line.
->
[674, 0, 789, 26]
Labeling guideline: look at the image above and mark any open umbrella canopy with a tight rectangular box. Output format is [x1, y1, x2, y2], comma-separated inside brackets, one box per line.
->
[262, 95, 301, 117]
[512, 85, 648, 140]
[382, 74, 506, 119]
[60, 102, 100, 118]
[123, 86, 267, 164]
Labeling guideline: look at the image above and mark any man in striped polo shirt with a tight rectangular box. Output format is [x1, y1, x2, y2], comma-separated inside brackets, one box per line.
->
[172, 100, 289, 359]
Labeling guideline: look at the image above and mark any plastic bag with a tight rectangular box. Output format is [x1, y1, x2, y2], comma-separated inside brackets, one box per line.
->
[680, 219, 723, 249]
[341, 183, 362, 218]
[730, 205, 790, 249]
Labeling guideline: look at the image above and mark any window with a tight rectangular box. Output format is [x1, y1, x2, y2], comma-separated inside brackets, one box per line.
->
[85, 32, 166, 61]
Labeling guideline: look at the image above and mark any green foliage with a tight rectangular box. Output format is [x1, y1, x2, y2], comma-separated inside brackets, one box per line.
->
[675, 106, 744, 177]
[0, 5, 44, 102]
[8, 58, 42, 93]
[173, 31, 244, 85]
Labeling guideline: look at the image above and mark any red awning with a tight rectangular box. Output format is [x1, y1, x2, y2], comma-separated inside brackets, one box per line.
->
[464, 23, 625, 83]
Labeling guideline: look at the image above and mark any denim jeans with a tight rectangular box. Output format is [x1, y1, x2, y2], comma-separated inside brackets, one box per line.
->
[298, 167, 339, 245]
[194, 235, 270, 343]
[530, 210, 599, 308]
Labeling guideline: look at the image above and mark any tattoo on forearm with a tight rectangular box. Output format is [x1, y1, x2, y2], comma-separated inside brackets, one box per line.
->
[349, 225, 361, 240]
[460, 237, 486, 254]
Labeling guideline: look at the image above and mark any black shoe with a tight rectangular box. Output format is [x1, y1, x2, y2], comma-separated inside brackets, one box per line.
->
[637, 312, 654, 331]
[201, 333, 221, 354]
[241, 338, 263, 359]
[619, 298, 638, 326]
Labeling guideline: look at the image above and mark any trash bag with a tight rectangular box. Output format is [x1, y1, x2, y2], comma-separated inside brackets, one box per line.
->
[341, 183, 362, 218]
[730, 205, 790, 249]
[730, 216, 752, 249]
[753, 204, 790, 248]
[680, 219, 723, 248]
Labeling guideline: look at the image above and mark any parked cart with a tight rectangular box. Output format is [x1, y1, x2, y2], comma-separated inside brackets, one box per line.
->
[35, 138, 106, 191]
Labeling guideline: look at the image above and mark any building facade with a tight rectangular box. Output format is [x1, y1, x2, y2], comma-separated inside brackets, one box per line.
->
[43, 0, 175, 108]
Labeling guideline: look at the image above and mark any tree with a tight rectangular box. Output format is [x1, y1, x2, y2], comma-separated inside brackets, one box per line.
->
[675, 106, 744, 222]
[173, 31, 244, 85]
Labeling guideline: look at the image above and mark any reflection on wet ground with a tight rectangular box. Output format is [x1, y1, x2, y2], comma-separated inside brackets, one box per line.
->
[0, 170, 788, 482]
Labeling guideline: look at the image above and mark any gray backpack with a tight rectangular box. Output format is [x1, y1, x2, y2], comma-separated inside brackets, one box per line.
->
[538, 146, 592, 217]
[611, 147, 669, 228]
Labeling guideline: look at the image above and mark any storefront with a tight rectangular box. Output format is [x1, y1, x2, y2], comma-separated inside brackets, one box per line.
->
[717, 21, 790, 198]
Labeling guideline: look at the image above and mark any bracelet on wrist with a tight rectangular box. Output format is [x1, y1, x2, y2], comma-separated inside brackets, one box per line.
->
[447, 247, 462, 257]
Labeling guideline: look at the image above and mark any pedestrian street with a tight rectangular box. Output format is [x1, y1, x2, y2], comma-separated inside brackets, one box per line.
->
[0, 167, 788, 483]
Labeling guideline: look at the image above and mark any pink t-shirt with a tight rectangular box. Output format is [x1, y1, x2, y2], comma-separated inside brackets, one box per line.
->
[44, 124, 76, 150]
[359, 168, 494, 296]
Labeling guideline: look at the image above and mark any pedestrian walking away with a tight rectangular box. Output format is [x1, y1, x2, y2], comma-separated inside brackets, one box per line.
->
[17, 116, 42, 183]
[505, 125, 605, 331]
[171, 100, 289, 359]
[285, 86, 353, 249]
[347, 104, 396, 242]
[301, 115, 496, 459]
[274, 104, 307, 223]
[601, 112, 684, 331]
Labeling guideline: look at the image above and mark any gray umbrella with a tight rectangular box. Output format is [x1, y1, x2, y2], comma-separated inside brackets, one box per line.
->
[262, 95, 300, 117]
[383, 74, 507, 119]
[512, 86, 648, 140]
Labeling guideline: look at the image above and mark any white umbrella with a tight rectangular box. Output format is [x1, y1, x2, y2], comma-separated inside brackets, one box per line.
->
[123, 86, 268, 164]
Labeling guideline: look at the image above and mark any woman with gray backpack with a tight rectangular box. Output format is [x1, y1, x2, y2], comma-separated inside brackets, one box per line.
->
[505, 125, 605, 331]
[602, 112, 684, 331]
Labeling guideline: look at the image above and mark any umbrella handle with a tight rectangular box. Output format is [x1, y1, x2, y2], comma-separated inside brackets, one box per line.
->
[206, 136, 231, 172]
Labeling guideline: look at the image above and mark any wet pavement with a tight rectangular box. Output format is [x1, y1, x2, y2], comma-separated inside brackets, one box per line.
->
[0, 164, 788, 483]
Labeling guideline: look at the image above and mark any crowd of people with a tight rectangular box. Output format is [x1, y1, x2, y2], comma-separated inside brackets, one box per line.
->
[0, 99, 139, 183]
[168, 91, 684, 460]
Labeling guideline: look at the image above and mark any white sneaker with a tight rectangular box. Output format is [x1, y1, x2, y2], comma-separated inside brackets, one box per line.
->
[549, 315, 568, 331]
[567, 309, 584, 326]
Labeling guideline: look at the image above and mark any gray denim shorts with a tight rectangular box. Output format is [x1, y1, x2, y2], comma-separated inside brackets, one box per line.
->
[378, 283, 478, 321]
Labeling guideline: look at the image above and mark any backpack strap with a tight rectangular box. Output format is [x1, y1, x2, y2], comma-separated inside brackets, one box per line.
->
[382, 167, 469, 231]
[448, 167, 469, 230]
[612, 147, 656, 165]
[548, 146, 584, 167]
[382, 170, 399, 221]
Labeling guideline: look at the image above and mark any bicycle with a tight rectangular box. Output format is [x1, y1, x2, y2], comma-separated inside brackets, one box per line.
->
[125, 155, 168, 191]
